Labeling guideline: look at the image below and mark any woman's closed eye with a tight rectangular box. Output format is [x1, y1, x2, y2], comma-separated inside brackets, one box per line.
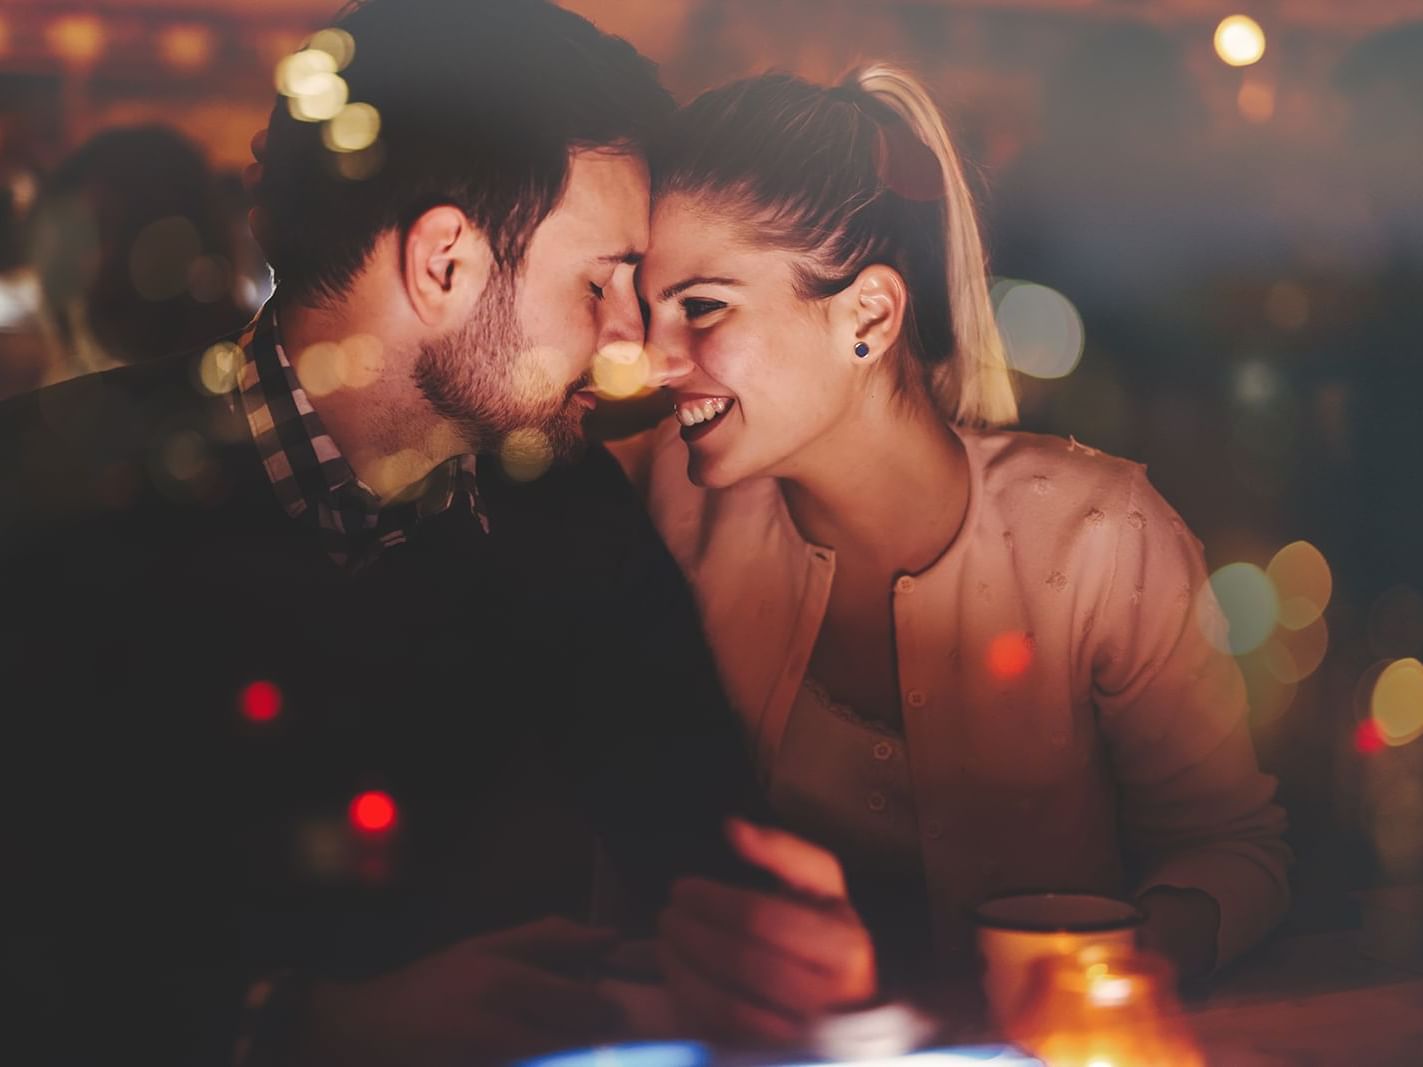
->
[681, 297, 727, 321]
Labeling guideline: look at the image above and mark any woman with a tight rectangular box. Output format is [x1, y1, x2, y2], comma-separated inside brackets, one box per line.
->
[623, 66, 1290, 1038]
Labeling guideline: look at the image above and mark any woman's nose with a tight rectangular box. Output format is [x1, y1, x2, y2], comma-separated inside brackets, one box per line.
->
[644, 343, 693, 389]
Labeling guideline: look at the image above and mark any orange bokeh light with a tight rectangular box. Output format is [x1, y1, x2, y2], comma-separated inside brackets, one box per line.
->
[350, 790, 397, 835]
[988, 631, 1034, 680]
[239, 680, 283, 723]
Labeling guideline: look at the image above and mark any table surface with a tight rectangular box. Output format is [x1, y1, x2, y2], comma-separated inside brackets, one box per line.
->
[1185, 888, 1423, 1066]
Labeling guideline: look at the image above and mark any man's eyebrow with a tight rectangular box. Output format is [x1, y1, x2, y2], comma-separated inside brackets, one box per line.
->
[597, 249, 644, 266]
[658, 276, 742, 302]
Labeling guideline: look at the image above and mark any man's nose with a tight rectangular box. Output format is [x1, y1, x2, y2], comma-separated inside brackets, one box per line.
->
[599, 286, 645, 348]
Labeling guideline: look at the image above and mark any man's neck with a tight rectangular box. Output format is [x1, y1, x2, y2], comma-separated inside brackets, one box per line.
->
[277, 295, 465, 504]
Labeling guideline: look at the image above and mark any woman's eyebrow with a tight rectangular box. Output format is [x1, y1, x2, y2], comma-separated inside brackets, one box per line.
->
[658, 276, 742, 302]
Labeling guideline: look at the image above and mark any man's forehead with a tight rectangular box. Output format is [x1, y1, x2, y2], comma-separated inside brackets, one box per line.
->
[554, 149, 650, 246]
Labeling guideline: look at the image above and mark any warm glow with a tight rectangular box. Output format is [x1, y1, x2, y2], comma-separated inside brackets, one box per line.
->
[1214, 15, 1266, 68]
[0, 16, 13, 58]
[288, 74, 350, 123]
[592, 340, 653, 400]
[993, 279, 1085, 380]
[197, 341, 243, 396]
[46, 15, 106, 67]
[159, 430, 209, 483]
[332, 144, 386, 182]
[1266, 540, 1332, 631]
[275, 48, 336, 97]
[1372, 658, 1423, 748]
[1236, 77, 1276, 124]
[239, 680, 283, 723]
[157, 25, 214, 72]
[323, 103, 382, 154]
[295, 336, 386, 398]
[308, 27, 356, 70]
[1199, 563, 1278, 655]
[500, 428, 554, 482]
[987, 631, 1034, 681]
[1264, 280, 1309, 331]
[349, 790, 397, 835]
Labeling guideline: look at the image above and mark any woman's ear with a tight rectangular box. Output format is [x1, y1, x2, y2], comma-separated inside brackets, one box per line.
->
[839, 263, 907, 366]
[402, 205, 492, 328]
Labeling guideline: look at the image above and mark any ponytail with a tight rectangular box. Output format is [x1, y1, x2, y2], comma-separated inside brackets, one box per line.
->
[655, 65, 1018, 428]
[853, 65, 1017, 427]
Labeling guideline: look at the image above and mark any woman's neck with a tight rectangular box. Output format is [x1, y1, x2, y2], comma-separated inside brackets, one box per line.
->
[779, 396, 971, 577]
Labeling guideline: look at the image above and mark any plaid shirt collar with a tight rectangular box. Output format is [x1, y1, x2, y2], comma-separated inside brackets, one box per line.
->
[234, 303, 488, 571]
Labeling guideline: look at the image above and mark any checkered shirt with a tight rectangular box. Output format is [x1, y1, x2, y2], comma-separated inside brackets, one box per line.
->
[233, 305, 488, 571]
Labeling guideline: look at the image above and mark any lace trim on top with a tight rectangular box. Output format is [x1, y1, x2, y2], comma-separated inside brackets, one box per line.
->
[801, 674, 904, 739]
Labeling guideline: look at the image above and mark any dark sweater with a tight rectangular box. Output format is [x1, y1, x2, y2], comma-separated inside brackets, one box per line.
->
[0, 353, 761, 1064]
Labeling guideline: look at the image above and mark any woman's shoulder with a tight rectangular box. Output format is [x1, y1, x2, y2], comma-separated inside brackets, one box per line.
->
[963, 425, 1197, 554]
[970, 423, 1140, 493]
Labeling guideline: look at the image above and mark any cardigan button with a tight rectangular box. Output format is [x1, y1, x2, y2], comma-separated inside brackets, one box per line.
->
[873, 740, 894, 761]
[923, 818, 944, 840]
[906, 689, 927, 709]
[895, 575, 916, 594]
[867, 791, 887, 813]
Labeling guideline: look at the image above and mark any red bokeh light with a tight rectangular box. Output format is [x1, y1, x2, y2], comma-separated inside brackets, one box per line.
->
[239, 680, 283, 722]
[987, 631, 1034, 680]
[349, 790, 398, 835]
[1354, 719, 1386, 755]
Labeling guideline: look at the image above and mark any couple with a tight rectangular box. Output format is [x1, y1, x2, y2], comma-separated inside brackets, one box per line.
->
[0, 0, 1288, 1063]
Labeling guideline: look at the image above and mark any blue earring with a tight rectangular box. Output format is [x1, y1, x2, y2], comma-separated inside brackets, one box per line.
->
[854, 341, 870, 358]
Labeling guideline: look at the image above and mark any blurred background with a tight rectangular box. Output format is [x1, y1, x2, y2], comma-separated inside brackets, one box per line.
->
[1, 0, 1420, 928]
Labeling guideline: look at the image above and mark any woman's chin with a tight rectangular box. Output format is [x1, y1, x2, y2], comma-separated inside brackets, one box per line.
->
[685, 451, 741, 491]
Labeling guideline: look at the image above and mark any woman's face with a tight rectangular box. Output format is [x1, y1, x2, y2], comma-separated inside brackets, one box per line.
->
[641, 194, 857, 489]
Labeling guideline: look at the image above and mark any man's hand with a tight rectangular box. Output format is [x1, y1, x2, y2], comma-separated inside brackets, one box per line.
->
[657, 818, 876, 1045]
[293, 917, 623, 1066]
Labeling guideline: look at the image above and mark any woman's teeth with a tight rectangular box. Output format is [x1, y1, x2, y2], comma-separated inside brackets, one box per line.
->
[675, 397, 732, 427]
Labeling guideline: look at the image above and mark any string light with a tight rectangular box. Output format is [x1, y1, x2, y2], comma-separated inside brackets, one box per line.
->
[239, 680, 284, 723]
[1214, 15, 1266, 68]
[350, 790, 398, 835]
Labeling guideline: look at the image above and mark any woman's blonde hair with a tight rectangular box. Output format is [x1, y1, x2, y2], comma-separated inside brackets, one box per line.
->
[653, 64, 1017, 427]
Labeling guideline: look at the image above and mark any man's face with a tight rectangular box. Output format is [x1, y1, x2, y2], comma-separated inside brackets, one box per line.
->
[414, 149, 649, 460]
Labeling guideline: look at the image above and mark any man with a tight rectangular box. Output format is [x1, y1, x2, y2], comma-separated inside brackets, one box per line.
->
[1, 2, 787, 1062]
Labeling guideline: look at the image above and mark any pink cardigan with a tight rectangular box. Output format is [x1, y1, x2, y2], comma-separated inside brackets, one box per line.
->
[626, 420, 1290, 967]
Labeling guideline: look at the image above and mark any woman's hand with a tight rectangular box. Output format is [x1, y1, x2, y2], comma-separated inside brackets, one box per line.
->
[657, 818, 877, 1045]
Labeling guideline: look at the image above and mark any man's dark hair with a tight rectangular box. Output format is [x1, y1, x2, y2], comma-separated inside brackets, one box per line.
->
[258, 0, 672, 305]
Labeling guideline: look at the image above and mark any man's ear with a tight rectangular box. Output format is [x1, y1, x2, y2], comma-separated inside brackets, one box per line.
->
[402, 205, 492, 328]
[836, 264, 907, 366]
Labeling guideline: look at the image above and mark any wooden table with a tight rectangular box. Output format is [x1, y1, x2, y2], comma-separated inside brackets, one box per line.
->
[1187, 889, 1423, 1066]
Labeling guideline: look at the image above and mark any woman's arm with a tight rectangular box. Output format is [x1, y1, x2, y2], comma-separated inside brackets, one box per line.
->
[1092, 467, 1291, 976]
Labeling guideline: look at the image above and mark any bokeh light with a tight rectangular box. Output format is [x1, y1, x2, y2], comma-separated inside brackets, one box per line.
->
[1236, 644, 1298, 728]
[1214, 15, 1266, 68]
[349, 790, 397, 835]
[157, 25, 214, 72]
[1355, 718, 1386, 755]
[275, 48, 336, 97]
[307, 27, 356, 70]
[1198, 563, 1278, 655]
[322, 103, 382, 154]
[331, 143, 386, 182]
[1371, 658, 1423, 748]
[592, 340, 653, 400]
[187, 254, 232, 304]
[500, 427, 554, 482]
[46, 15, 105, 67]
[1237, 77, 1276, 124]
[239, 680, 283, 723]
[992, 279, 1085, 380]
[295, 335, 384, 397]
[197, 341, 243, 396]
[987, 631, 1034, 681]
[0, 16, 11, 59]
[1263, 613, 1328, 685]
[159, 429, 210, 483]
[129, 216, 201, 302]
[1266, 540, 1332, 631]
[288, 73, 350, 123]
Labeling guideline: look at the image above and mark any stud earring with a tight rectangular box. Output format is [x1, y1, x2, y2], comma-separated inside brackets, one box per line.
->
[854, 341, 870, 358]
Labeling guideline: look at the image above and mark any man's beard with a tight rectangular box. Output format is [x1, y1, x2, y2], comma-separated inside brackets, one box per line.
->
[413, 269, 591, 462]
